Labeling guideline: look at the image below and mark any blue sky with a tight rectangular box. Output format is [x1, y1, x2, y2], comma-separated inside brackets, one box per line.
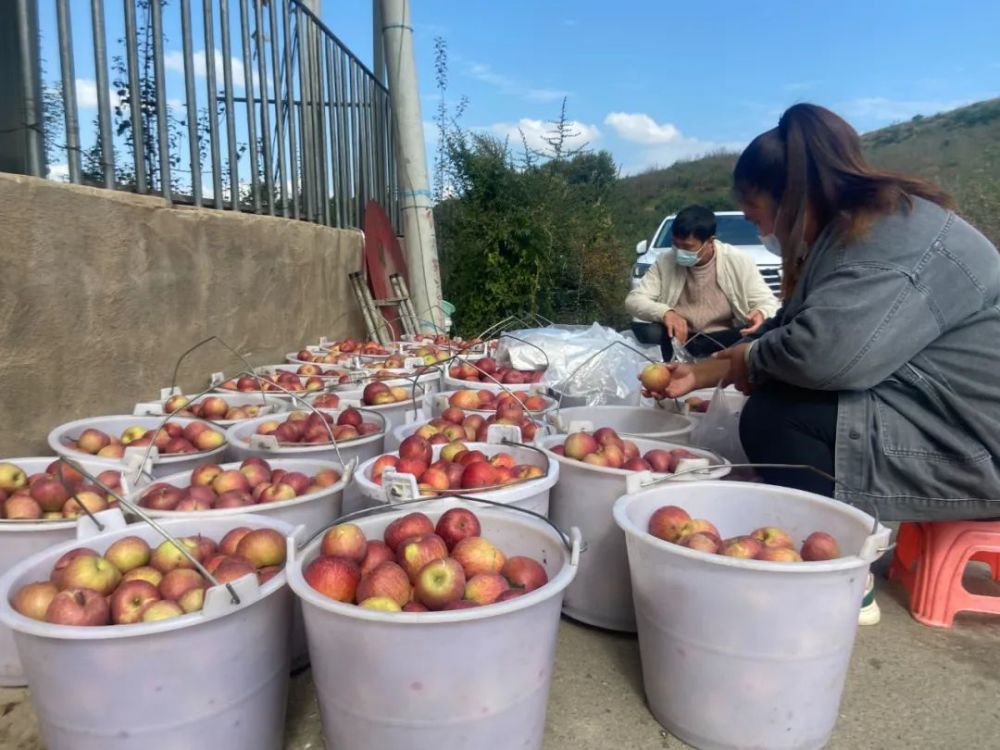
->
[36, 0, 1000, 181]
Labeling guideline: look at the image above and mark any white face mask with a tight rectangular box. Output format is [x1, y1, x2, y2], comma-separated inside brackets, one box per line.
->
[673, 239, 708, 267]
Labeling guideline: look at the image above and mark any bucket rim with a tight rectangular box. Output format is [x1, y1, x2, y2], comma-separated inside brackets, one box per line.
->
[545, 404, 695, 436]
[126, 458, 348, 519]
[287, 501, 579, 624]
[339, 394, 425, 412]
[224, 409, 388, 453]
[0, 513, 294, 640]
[442, 375, 536, 393]
[432, 389, 558, 416]
[47, 416, 229, 464]
[535, 434, 730, 480]
[612, 481, 891, 572]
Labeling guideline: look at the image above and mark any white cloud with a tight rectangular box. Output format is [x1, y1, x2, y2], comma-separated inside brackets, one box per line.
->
[489, 118, 600, 153]
[840, 96, 977, 124]
[467, 62, 514, 90]
[603, 111, 742, 173]
[526, 88, 571, 103]
[47, 163, 69, 182]
[75, 78, 121, 109]
[163, 49, 260, 90]
[464, 61, 570, 103]
[604, 112, 680, 145]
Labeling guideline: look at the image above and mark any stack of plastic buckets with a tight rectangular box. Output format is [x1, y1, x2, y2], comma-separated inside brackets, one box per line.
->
[614, 481, 891, 749]
[0, 511, 298, 750]
[287, 499, 580, 749]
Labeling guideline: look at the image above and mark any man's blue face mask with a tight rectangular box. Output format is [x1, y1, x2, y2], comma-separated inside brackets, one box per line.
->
[673, 239, 708, 267]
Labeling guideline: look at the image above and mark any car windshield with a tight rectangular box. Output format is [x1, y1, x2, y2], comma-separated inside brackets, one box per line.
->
[653, 214, 761, 248]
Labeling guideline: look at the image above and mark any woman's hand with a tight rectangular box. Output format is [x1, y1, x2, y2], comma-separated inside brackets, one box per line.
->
[739, 310, 765, 336]
[712, 343, 753, 394]
[639, 358, 730, 400]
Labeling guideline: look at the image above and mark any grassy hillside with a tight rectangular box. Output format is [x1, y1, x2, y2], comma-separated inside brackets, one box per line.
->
[611, 97, 1000, 250]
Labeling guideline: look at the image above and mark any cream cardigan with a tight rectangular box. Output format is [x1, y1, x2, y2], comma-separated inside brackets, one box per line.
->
[625, 241, 780, 324]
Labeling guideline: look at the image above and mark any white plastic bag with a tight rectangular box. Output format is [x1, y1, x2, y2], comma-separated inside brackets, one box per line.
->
[689, 384, 749, 464]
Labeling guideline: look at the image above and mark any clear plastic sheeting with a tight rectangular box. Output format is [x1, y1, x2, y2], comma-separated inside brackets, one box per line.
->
[496, 324, 661, 406]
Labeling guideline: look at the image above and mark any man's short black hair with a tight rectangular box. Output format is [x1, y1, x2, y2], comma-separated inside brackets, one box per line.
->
[671, 205, 717, 242]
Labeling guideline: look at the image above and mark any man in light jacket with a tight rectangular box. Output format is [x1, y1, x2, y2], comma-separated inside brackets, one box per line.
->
[626, 205, 780, 359]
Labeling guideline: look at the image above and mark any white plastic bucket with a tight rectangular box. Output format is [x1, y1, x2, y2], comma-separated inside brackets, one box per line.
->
[613, 482, 891, 750]
[133, 391, 290, 427]
[332, 369, 442, 398]
[48, 415, 228, 479]
[0, 456, 128, 686]
[355, 441, 559, 517]
[224, 409, 386, 516]
[546, 405, 695, 444]
[286, 499, 580, 750]
[429, 389, 558, 418]
[537, 434, 729, 632]
[129, 459, 346, 539]
[0, 512, 297, 750]
[391, 417, 551, 448]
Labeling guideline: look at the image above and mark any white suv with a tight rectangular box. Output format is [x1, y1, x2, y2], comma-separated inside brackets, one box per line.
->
[630, 211, 782, 303]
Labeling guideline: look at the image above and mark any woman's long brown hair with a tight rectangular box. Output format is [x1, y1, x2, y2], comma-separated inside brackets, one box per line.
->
[733, 104, 954, 296]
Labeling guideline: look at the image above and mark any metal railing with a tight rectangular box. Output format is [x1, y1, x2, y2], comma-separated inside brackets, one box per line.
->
[12, 0, 398, 230]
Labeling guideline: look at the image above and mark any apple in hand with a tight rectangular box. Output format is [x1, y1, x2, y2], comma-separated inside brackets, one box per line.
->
[639, 363, 672, 394]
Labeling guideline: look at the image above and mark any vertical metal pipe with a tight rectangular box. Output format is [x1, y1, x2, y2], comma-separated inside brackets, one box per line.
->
[350, 60, 362, 226]
[14, 0, 45, 175]
[238, 0, 260, 213]
[267, 0, 288, 215]
[218, 0, 240, 210]
[313, 24, 329, 226]
[203, 0, 223, 207]
[364, 75, 376, 213]
[90, 0, 115, 188]
[324, 38, 342, 227]
[295, 7, 314, 221]
[55, 0, 82, 183]
[335, 45, 351, 228]
[149, 0, 171, 198]
[281, 0, 299, 219]
[179, 0, 201, 205]
[122, 0, 147, 192]
[253, 0, 274, 214]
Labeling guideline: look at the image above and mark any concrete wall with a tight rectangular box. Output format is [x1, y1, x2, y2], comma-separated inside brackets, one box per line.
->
[0, 173, 366, 457]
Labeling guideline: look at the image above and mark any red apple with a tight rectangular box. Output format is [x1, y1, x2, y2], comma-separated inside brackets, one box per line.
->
[356, 560, 412, 606]
[60, 555, 121, 595]
[219, 527, 253, 556]
[104, 536, 152, 574]
[451, 537, 506, 578]
[414, 557, 466, 610]
[159, 568, 207, 601]
[320, 524, 368, 562]
[359, 540, 394, 576]
[756, 547, 803, 562]
[647, 505, 691, 542]
[398, 435, 433, 466]
[235, 528, 287, 569]
[801, 531, 841, 561]
[501, 556, 548, 592]
[396, 534, 449, 582]
[639, 362, 672, 393]
[110, 580, 162, 625]
[12, 581, 60, 621]
[45, 588, 111, 626]
[751, 526, 795, 550]
[679, 532, 721, 553]
[719, 536, 763, 559]
[464, 572, 509, 605]
[304, 556, 361, 602]
[434, 508, 482, 550]
[383, 512, 435, 552]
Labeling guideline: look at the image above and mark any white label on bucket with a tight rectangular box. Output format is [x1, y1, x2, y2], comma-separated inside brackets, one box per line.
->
[404, 357, 425, 370]
[249, 434, 280, 451]
[567, 420, 594, 433]
[382, 470, 420, 503]
[675, 457, 711, 476]
[625, 470, 655, 495]
[133, 401, 165, 416]
[123, 446, 157, 480]
[319, 336, 330, 348]
[486, 424, 522, 445]
[210, 371, 226, 385]
[159, 386, 182, 399]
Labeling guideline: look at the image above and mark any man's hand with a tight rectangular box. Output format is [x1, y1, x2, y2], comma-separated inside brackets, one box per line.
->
[712, 343, 752, 394]
[662, 310, 689, 343]
[640, 363, 697, 400]
[739, 309, 766, 336]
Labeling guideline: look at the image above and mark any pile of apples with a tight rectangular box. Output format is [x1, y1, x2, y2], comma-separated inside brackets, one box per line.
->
[448, 357, 545, 385]
[293, 364, 351, 381]
[65, 422, 225, 457]
[292, 350, 354, 365]
[550, 428, 705, 472]
[163, 394, 270, 422]
[647, 504, 842, 562]
[304, 508, 548, 611]
[0, 461, 122, 520]
[138, 458, 341, 511]
[9, 526, 286, 626]
[311, 393, 341, 409]
[253, 408, 381, 444]
[447, 389, 550, 414]
[400, 345, 453, 366]
[423, 397, 541, 443]
[218, 372, 325, 394]
[324, 339, 390, 356]
[404, 334, 486, 350]
[360, 381, 417, 406]
[369, 435, 544, 495]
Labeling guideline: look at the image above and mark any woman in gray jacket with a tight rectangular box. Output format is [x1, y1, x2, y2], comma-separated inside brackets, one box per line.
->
[660, 103, 1000, 523]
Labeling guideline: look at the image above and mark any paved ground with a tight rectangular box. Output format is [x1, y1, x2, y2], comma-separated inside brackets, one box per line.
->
[2, 569, 998, 749]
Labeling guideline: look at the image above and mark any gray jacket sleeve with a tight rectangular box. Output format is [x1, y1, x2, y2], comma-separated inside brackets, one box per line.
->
[749, 263, 944, 390]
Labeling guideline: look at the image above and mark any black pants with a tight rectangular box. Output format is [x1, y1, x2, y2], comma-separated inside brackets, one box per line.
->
[630, 321, 744, 361]
[739, 384, 838, 497]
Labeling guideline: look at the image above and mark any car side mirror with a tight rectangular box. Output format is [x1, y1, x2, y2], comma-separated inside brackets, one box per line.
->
[635, 239, 648, 255]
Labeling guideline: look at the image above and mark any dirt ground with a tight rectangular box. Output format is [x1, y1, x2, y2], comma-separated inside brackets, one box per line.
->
[2, 571, 999, 749]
